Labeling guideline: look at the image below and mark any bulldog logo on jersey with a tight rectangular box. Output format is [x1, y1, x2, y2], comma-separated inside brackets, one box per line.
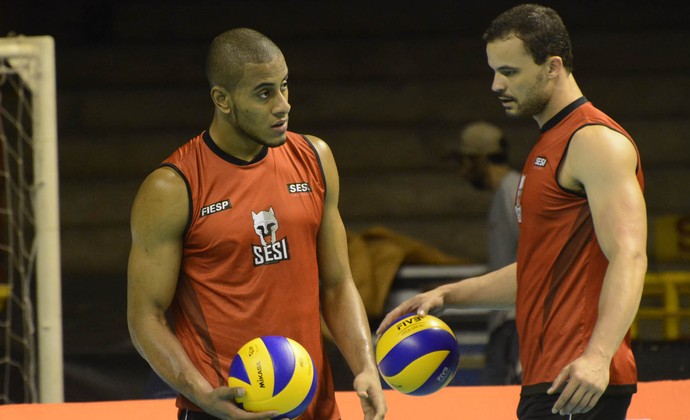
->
[251, 207, 290, 266]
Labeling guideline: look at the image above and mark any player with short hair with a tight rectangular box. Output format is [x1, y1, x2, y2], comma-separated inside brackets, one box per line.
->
[378, 5, 647, 419]
[127, 28, 387, 420]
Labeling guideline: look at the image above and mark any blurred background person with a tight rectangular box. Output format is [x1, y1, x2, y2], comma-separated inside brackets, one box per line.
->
[450, 120, 521, 385]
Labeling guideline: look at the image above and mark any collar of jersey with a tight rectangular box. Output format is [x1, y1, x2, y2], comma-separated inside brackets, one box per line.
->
[202, 130, 269, 165]
[540, 96, 589, 134]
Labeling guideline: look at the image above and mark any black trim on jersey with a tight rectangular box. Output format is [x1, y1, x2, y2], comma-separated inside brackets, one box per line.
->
[159, 163, 193, 237]
[557, 122, 636, 198]
[299, 134, 328, 199]
[521, 382, 637, 397]
[202, 130, 268, 165]
[540, 96, 589, 134]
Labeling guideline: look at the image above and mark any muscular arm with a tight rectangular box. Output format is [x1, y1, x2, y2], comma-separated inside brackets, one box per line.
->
[127, 167, 214, 401]
[376, 261, 517, 335]
[579, 127, 646, 365]
[307, 135, 386, 419]
[127, 168, 262, 419]
[549, 125, 647, 414]
[442, 262, 517, 308]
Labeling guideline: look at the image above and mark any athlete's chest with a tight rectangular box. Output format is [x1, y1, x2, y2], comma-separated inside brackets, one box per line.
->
[185, 158, 324, 264]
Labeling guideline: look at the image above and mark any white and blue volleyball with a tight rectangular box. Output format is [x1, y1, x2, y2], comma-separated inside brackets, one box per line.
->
[228, 336, 317, 419]
[376, 313, 460, 396]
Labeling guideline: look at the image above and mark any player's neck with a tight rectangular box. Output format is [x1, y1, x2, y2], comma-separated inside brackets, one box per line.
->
[208, 119, 265, 162]
[534, 73, 583, 129]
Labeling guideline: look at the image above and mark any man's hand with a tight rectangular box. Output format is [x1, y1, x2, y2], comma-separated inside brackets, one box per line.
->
[197, 386, 280, 420]
[354, 370, 387, 419]
[375, 289, 446, 336]
[547, 353, 610, 415]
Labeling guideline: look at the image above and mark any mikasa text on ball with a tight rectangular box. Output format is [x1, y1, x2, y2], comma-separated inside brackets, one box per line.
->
[376, 313, 460, 396]
[228, 336, 317, 419]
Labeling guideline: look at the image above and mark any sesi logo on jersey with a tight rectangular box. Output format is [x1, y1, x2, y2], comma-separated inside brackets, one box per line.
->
[252, 237, 290, 266]
[534, 156, 548, 167]
[287, 182, 312, 194]
[251, 207, 290, 266]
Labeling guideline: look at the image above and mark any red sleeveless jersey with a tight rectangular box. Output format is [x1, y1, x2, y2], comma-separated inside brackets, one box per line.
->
[515, 98, 643, 396]
[162, 131, 339, 418]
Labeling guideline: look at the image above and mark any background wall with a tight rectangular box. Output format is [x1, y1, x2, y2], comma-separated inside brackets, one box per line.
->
[2, 0, 689, 401]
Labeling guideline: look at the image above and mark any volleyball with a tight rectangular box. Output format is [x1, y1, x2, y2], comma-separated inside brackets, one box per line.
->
[376, 313, 460, 396]
[228, 336, 317, 419]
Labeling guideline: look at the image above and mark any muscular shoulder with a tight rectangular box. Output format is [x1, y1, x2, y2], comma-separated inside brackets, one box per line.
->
[303, 134, 330, 156]
[131, 167, 189, 239]
[560, 125, 637, 191]
[138, 167, 187, 204]
[302, 134, 340, 202]
[303, 134, 337, 169]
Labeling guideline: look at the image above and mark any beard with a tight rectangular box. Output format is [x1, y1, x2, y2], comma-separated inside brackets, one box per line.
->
[231, 104, 288, 148]
[504, 74, 550, 118]
[515, 90, 549, 118]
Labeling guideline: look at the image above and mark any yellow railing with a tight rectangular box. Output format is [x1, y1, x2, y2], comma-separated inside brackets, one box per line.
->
[0, 284, 9, 312]
[631, 271, 690, 340]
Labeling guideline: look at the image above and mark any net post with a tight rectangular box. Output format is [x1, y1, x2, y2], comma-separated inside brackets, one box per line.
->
[31, 35, 64, 403]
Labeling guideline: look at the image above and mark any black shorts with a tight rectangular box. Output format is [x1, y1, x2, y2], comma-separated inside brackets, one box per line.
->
[177, 409, 219, 420]
[517, 393, 632, 420]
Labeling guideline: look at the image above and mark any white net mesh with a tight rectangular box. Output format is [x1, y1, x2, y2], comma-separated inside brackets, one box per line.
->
[0, 49, 39, 404]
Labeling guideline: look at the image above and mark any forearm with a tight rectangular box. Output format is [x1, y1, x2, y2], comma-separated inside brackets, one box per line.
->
[585, 252, 646, 360]
[129, 313, 213, 404]
[321, 280, 378, 376]
[442, 263, 517, 308]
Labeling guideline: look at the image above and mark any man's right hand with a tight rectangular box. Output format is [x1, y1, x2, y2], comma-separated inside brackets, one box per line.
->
[375, 288, 446, 336]
[198, 386, 281, 420]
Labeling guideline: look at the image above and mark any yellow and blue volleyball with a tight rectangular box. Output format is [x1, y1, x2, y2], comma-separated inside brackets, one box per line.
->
[376, 313, 460, 396]
[228, 336, 317, 419]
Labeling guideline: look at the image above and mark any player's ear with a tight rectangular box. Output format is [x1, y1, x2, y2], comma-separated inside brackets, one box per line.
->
[547, 56, 563, 79]
[210, 85, 232, 114]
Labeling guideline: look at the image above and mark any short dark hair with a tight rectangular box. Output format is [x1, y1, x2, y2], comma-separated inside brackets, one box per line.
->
[483, 4, 574, 73]
[205, 28, 283, 91]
